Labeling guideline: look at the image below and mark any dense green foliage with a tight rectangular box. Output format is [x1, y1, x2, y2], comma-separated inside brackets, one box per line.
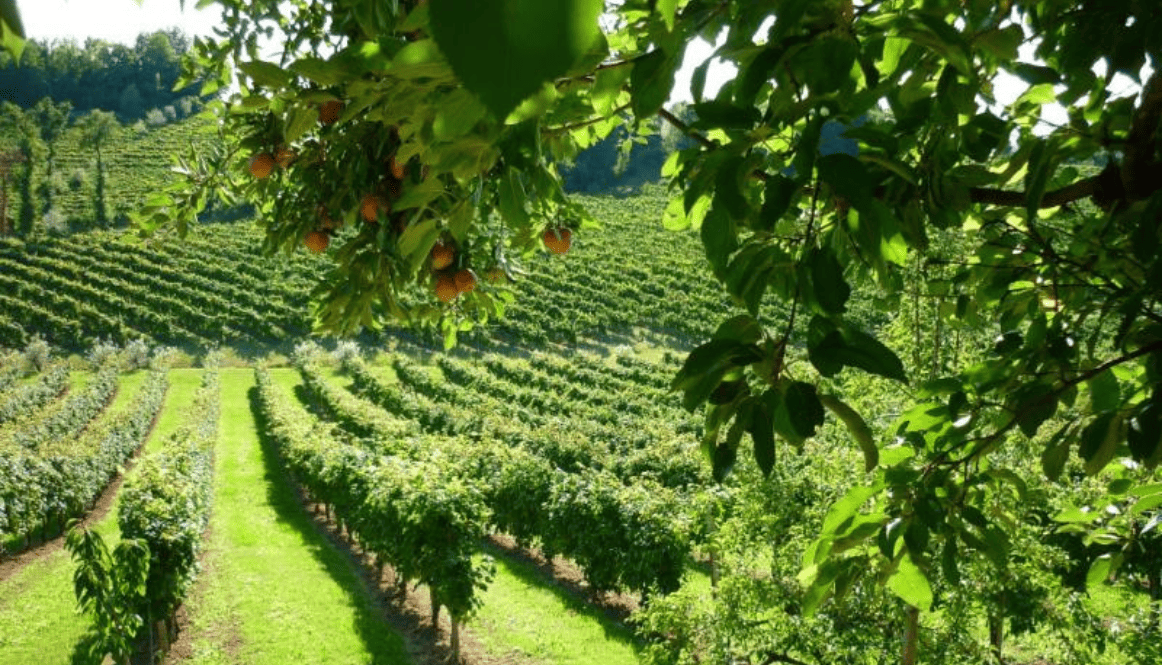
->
[0, 361, 168, 551]
[116, 364, 219, 658]
[119, 5, 1162, 661]
[0, 30, 200, 121]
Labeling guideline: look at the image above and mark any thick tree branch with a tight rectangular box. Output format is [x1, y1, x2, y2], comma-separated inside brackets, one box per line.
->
[1122, 69, 1162, 199]
[968, 175, 1100, 208]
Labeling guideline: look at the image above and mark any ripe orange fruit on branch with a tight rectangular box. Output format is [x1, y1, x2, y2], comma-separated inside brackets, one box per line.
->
[390, 155, 407, 180]
[304, 230, 329, 253]
[543, 227, 572, 254]
[249, 153, 274, 179]
[360, 194, 384, 222]
[434, 274, 459, 302]
[275, 147, 295, 168]
[319, 100, 342, 125]
[454, 269, 477, 294]
[431, 242, 454, 270]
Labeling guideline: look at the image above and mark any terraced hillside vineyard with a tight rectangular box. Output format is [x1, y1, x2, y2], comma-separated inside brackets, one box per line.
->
[0, 186, 737, 352]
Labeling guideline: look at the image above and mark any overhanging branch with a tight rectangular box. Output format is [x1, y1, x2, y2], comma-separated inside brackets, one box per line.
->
[968, 175, 1100, 208]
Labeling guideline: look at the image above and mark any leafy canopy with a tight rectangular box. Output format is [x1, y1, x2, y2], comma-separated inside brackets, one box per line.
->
[6, 0, 1162, 612]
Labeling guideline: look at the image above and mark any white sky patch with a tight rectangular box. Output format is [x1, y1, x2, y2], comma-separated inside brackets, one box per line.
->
[20, 0, 220, 46]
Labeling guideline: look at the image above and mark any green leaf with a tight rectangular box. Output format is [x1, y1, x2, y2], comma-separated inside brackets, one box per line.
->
[498, 168, 531, 227]
[0, 0, 25, 62]
[290, 56, 347, 86]
[239, 60, 293, 88]
[1012, 382, 1058, 438]
[1080, 412, 1123, 476]
[673, 339, 762, 412]
[630, 48, 678, 118]
[284, 105, 316, 143]
[809, 323, 908, 384]
[808, 247, 850, 315]
[399, 217, 440, 266]
[430, 0, 604, 120]
[749, 397, 776, 477]
[591, 64, 632, 116]
[701, 204, 737, 278]
[691, 101, 761, 130]
[1086, 553, 1113, 588]
[821, 483, 883, 535]
[887, 552, 933, 610]
[713, 314, 762, 344]
[655, 0, 679, 32]
[784, 382, 824, 440]
[760, 175, 798, 231]
[433, 89, 488, 140]
[819, 394, 878, 472]
[1127, 399, 1161, 465]
[1088, 369, 1120, 414]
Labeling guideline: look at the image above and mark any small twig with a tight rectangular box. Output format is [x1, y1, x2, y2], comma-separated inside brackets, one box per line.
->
[656, 108, 716, 150]
[543, 102, 632, 134]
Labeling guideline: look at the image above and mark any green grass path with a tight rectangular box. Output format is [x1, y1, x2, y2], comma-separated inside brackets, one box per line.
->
[180, 368, 412, 665]
[0, 368, 204, 665]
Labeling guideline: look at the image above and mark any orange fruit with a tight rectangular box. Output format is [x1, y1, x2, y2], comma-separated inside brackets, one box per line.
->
[304, 230, 329, 253]
[485, 266, 506, 283]
[360, 194, 383, 222]
[274, 147, 295, 168]
[390, 155, 406, 180]
[249, 153, 275, 179]
[543, 227, 572, 254]
[319, 100, 342, 124]
[434, 274, 459, 302]
[454, 269, 477, 294]
[431, 242, 454, 270]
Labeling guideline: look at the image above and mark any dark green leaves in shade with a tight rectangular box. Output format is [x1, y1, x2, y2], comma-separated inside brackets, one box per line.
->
[429, 0, 604, 120]
[808, 316, 908, 383]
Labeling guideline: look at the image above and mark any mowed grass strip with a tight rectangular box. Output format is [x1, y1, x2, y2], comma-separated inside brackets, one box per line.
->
[179, 368, 411, 665]
[0, 368, 204, 665]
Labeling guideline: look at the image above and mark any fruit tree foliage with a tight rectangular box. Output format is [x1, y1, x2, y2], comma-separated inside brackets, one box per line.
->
[6, 0, 1162, 614]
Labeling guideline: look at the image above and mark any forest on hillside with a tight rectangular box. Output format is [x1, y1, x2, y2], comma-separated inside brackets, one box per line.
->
[0, 29, 203, 122]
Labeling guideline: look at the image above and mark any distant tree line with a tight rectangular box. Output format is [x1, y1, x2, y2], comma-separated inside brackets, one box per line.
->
[0, 29, 203, 122]
[561, 110, 696, 195]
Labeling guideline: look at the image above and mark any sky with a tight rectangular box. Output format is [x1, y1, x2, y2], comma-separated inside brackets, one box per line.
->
[20, 0, 220, 46]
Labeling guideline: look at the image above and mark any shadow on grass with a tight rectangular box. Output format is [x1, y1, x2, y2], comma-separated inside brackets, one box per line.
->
[247, 385, 416, 665]
[481, 539, 644, 653]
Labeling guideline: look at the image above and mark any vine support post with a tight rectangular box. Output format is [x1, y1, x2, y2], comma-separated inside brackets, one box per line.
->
[902, 606, 919, 665]
[430, 587, 440, 628]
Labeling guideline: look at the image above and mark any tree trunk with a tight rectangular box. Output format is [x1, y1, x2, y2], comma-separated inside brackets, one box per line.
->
[451, 616, 460, 662]
[1149, 568, 1161, 633]
[988, 610, 1004, 663]
[902, 606, 919, 665]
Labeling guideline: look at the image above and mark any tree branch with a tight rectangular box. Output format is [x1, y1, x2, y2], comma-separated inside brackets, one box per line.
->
[1121, 69, 1162, 199]
[657, 107, 716, 150]
[968, 175, 1100, 208]
[543, 102, 632, 134]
